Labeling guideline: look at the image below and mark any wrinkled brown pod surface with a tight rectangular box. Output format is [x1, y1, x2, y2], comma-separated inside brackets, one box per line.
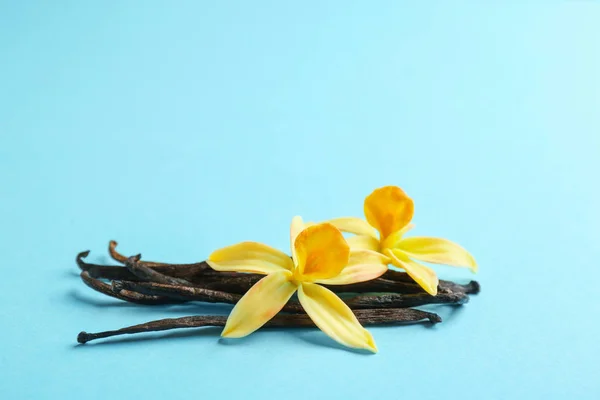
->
[77, 308, 442, 344]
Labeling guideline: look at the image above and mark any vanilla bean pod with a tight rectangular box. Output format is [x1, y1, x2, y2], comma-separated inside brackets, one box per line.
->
[88, 271, 469, 311]
[439, 279, 480, 295]
[109, 241, 216, 275]
[79, 271, 181, 305]
[80, 248, 211, 281]
[124, 255, 193, 286]
[113, 280, 469, 309]
[77, 251, 141, 281]
[77, 308, 442, 344]
[112, 280, 243, 306]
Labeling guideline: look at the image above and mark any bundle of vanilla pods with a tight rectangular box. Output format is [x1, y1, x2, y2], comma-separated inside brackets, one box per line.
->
[75, 241, 480, 344]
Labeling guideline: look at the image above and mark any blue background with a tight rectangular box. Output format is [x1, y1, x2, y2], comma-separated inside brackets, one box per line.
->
[1, 1, 599, 399]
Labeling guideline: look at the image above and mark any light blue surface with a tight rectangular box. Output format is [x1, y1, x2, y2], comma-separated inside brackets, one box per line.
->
[1, 2, 599, 399]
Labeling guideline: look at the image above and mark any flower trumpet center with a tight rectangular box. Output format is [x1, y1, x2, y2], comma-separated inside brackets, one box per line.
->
[290, 269, 304, 285]
[380, 233, 401, 253]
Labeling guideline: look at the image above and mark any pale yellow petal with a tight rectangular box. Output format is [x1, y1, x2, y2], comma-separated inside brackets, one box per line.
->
[298, 283, 378, 352]
[398, 236, 477, 272]
[326, 217, 378, 239]
[364, 186, 414, 240]
[208, 242, 293, 274]
[385, 248, 439, 296]
[222, 271, 297, 338]
[346, 235, 380, 251]
[399, 222, 416, 236]
[294, 223, 349, 280]
[316, 250, 390, 285]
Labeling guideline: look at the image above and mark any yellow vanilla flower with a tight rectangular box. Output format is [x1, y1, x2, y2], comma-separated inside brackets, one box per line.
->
[326, 185, 477, 296]
[207, 216, 389, 352]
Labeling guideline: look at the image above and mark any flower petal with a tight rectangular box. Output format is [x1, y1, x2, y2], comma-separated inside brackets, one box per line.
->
[398, 237, 477, 272]
[298, 283, 378, 352]
[346, 235, 380, 251]
[399, 223, 416, 236]
[326, 217, 378, 239]
[385, 248, 439, 296]
[316, 250, 390, 285]
[208, 242, 294, 274]
[294, 223, 350, 280]
[222, 271, 297, 338]
[364, 186, 414, 240]
[290, 216, 306, 266]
